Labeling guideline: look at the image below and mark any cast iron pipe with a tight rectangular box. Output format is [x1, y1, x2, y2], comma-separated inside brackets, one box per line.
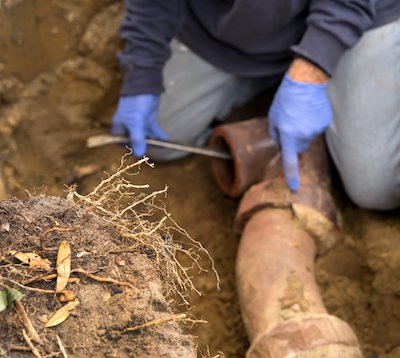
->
[210, 118, 362, 356]
[209, 117, 278, 198]
[237, 208, 362, 357]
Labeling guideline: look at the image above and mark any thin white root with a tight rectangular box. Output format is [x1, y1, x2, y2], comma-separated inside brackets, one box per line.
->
[69, 154, 219, 306]
[125, 313, 206, 332]
[14, 301, 43, 345]
[56, 335, 69, 358]
[22, 329, 42, 358]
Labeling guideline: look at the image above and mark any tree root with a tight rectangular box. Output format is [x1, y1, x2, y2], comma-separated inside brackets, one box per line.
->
[22, 329, 42, 358]
[14, 300, 43, 345]
[72, 268, 134, 289]
[0, 277, 55, 294]
[125, 313, 206, 332]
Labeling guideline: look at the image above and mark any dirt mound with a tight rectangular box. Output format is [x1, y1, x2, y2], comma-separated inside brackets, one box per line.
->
[0, 161, 200, 358]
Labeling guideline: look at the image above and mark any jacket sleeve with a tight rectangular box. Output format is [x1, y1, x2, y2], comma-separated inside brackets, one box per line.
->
[291, 0, 379, 76]
[118, 0, 185, 96]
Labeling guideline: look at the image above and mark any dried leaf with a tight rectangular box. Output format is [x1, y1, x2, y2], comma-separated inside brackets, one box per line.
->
[14, 252, 52, 271]
[56, 241, 71, 293]
[15, 252, 38, 264]
[45, 299, 79, 328]
[29, 259, 52, 271]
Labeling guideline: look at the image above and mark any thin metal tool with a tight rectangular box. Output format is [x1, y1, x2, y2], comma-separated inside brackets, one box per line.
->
[87, 134, 232, 160]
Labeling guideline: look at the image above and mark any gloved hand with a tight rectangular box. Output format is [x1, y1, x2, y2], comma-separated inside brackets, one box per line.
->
[111, 94, 168, 157]
[268, 73, 332, 191]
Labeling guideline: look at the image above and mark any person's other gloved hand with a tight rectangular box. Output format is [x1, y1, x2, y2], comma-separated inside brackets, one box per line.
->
[268, 73, 332, 191]
[111, 94, 168, 157]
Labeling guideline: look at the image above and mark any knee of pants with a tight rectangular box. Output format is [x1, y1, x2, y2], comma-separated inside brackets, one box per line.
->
[341, 171, 400, 211]
[327, 132, 400, 211]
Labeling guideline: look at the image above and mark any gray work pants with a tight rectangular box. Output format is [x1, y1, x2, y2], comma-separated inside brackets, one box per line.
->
[148, 41, 278, 159]
[326, 18, 400, 210]
[152, 19, 400, 211]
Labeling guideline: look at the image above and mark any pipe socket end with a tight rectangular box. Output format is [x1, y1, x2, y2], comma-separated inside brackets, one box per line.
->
[246, 314, 362, 358]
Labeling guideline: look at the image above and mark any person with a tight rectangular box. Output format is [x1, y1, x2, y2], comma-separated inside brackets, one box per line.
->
[111, 1, 400, 210]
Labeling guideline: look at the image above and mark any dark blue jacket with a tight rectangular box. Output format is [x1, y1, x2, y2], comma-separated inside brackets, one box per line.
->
[118, 0, 400, 95]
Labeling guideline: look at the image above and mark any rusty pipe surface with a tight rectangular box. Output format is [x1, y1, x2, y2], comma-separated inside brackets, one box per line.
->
[209, 118, 278, 198]
[233, 133, 362, 356]
[236, 135, 342, 255]
[237, 209, 363, 357]
[236, 209, 326, 338]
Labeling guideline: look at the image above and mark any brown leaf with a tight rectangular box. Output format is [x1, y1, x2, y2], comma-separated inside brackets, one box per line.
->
[56, 241, 71, 293]
[45, 299, 79, 328]
[14, 252, 52, 272]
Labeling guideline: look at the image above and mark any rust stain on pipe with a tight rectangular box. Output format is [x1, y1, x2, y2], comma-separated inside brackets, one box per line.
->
[237, 209, 362, 357]
[236, 209, 326, 339]
[235, 133, 342, 254]
[222, 119, 363, 356]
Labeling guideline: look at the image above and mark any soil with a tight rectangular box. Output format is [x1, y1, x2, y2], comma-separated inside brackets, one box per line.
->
[1, 1, 400, 357]
[0, 196, 196, 357]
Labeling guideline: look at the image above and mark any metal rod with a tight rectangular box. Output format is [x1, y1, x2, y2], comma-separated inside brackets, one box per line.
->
[86, 135, 232, 160]
[146, 138, 231, 160]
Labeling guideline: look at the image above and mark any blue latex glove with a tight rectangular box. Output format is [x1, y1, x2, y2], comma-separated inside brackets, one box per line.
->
[111, 94, 168, 157]
[268, 73, 332, 191]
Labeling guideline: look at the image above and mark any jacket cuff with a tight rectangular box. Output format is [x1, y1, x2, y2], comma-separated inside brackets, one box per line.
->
[120, 66, 164, 96]
[291, 24, 349, 77]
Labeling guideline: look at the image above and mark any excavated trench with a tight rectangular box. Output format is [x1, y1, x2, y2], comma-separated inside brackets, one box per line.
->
[2, 1, 400, 357]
